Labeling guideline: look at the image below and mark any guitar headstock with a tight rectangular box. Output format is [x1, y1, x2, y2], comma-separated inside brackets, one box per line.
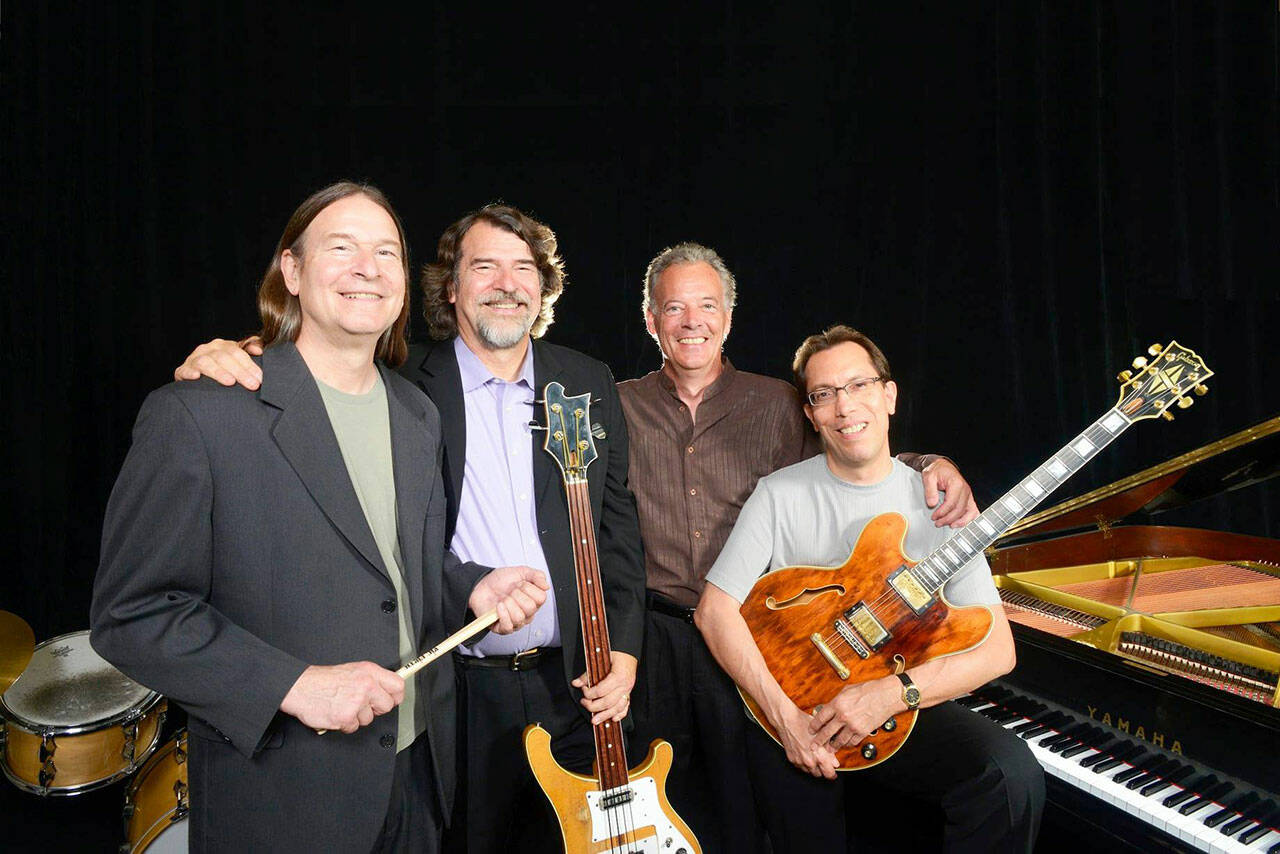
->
[1115, 341, 1214, 422]
[540, 381, 597, 483]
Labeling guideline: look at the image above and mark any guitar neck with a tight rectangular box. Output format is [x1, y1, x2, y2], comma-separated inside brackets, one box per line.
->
[564, 478, 630, 791]
[915, 406, 1134, 591]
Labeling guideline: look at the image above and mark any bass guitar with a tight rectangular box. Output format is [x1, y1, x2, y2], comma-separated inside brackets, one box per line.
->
[523, 382, 701, 854]
[739, 341, 1214, 770]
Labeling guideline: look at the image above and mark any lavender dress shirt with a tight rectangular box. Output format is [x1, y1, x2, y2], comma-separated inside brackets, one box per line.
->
[451, 337, 560, 656]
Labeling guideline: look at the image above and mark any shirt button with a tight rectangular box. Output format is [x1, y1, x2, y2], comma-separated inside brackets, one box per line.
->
[381, 599, 396, 613]
[687, 446, 694, 454]
[689, 488, 697, 496]
[693, 531, 702, 538]
[380, 734, 395, 749]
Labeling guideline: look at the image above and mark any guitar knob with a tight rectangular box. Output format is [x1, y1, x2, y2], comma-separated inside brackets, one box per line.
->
[861, 743, 877, 760]
[882, 717, 897, 732]
[1131, 356, 1148, 370]
[1161, 410, 1175, 422]
[1177, 397, 1193, 409]
[1195, 384, 1209, 396]
[1148, 343, 1163, 356]
[1117, 370, 1133, 382]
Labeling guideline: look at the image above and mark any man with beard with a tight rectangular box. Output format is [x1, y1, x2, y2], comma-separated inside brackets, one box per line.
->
[620, 243, 979, 851]
[174, 204, 646, 854]
[95, 184, 548, 853]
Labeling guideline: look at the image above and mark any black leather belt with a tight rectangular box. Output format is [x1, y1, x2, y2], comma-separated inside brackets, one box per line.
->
[455, 647, 557, 672]
[646, 590, 697, 624]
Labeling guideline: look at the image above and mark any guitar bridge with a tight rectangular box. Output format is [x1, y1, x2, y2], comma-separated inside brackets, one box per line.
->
[844, 603, 890, 650]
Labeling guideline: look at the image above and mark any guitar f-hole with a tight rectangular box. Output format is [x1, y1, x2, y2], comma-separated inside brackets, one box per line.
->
[764, 584, 845, 610]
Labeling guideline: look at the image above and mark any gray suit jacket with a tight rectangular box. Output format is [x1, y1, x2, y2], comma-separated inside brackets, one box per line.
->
[91, 342, 485, 852]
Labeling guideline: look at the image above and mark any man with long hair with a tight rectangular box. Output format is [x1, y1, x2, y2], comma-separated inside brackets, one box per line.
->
[173, 201, 646, 853]
[93, 183, 548, 853]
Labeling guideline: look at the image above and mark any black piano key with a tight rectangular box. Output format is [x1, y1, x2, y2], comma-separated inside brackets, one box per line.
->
[1012, 710, 1058, 736]
[1181, 781, 1235, 817]
[1039, 722, 1088, 750]
[990, 708, 1024, 725]
[1112, 753, 1156, 784]
[1267, 839, 1280, 854]
[956, 694, 988, 709]
[1092, 744, 1142, 774]
[1139, 763, 1192, 797]
[1164, 774, 1217, 809]
[1220, 796, 1269, 836]
[1205, 791, 1258, 829]
[1126, 758, 1178, 790]
[1020, 712, 1068, 740]
[1238, 804, 1280, 844]
[1080, 740, 1128, 769]
[1049, 722, 1098, 754]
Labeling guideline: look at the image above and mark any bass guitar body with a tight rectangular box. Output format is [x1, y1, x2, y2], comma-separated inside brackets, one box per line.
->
[739, 512, 994, 770]
[523, 724, 699, 854]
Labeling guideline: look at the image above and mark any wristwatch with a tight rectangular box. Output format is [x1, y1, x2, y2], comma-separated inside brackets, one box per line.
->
[896, 672, 921, 710]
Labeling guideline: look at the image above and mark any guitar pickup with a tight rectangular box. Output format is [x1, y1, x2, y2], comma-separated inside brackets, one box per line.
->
[843, 603, 890, 650]
[888, 566, 935, 615]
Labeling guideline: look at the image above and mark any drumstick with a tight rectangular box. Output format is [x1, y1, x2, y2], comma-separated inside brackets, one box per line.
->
[316, 610, 498, 735]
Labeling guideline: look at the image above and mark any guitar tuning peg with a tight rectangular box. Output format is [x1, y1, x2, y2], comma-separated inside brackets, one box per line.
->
[1148, 343, 1163, 356]
[1160, 410, 1175, 422]
[1194, 384, 1209, 396]
[1117, 370, 1133, 383]
[1176, 396, 1193, 409]
[1131, 356, 1148, 370]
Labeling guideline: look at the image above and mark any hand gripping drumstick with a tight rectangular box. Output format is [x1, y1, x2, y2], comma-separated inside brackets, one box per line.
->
[316, 610, 497, 735]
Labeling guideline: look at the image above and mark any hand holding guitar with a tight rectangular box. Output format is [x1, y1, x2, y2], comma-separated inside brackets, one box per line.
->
[808, 678, 901, 752]
[773, 701, 839, 780]
[572, 650, 637, 725]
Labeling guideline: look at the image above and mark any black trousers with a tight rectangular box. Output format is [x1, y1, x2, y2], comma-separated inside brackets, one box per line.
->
[448, 649, 597, 854]
[746, 700, 1045, 853]
[371, 735, 441, 854]
[631, 606, 768, 853]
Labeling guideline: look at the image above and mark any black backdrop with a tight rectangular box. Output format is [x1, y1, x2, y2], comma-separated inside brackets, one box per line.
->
[1, 3, 1277, 833]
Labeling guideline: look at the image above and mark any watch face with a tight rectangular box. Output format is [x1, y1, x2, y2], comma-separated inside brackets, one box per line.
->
[904, 686, 921, 707]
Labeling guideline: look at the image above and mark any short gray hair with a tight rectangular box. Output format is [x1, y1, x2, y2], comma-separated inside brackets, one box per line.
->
[642, 242, 738, 320]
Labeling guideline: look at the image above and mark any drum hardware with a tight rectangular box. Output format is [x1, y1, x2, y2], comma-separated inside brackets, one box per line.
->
[1, 630, 165, 796]
[122, 729, 190, 853]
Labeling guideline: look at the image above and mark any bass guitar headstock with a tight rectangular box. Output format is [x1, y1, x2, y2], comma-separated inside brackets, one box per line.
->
[1115, 341, 1213, 422]
[540, 381, 597, 484]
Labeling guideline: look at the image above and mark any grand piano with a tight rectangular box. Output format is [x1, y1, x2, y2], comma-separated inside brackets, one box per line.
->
[969, 415, 1280, 852]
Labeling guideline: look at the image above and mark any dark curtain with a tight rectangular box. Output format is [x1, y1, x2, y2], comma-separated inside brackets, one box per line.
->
[4, 1, 1277, 642]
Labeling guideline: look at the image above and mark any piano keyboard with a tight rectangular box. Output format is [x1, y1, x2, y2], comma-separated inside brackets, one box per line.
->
[959, 685, 1280, 853]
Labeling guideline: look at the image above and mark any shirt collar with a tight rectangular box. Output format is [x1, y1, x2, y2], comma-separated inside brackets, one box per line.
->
[656, 355, 737, 403]
[453, 335, 535, 393]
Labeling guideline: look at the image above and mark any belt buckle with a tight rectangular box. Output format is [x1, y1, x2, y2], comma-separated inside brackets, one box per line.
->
[510, 648, 541, 671]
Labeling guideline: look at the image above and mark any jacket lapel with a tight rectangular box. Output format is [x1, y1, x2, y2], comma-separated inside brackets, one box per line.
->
[415, 343, 467, 539]
[262, 343, 391, 588]
[383, 364, 432, 638]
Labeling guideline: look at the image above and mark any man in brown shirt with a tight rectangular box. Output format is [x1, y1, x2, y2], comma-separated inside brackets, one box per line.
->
[618, 242, 977, 851]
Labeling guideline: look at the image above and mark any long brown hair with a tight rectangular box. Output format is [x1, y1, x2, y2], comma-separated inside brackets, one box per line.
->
[419, 204, 565, 341]
[257, 181, 411, 367]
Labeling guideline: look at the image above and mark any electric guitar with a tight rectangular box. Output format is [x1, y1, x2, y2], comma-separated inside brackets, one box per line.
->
[523, 382, 701, 854]
[739, 341, 1214, 770]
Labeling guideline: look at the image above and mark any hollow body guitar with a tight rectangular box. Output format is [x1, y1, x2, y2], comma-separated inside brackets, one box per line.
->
[739, 341, 1214, 771]
[523, 382, 700, 854]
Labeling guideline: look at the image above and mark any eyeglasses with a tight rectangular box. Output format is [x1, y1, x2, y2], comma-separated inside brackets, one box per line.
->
[806, 377, 885, 407]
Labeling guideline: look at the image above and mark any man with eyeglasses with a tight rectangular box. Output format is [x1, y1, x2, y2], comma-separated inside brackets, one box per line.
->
[619, 246, 982, 852]
[696, 325, 1044, 853]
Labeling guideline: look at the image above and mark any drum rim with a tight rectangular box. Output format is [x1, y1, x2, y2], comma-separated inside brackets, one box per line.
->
[125, 729, 189, 852]
[0, 630, 161, 732]
[0, 709, 166, 797]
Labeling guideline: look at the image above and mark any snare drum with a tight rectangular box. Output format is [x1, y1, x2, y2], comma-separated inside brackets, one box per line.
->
[0, 630, 165, 795]
[123, 729, 189, 853]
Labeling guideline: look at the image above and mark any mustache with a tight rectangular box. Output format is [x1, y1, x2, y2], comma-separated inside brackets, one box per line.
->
[479, 290, 530, 307]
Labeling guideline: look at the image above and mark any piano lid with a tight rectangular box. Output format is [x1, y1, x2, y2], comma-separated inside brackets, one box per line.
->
[1000, 414, 1280, 542]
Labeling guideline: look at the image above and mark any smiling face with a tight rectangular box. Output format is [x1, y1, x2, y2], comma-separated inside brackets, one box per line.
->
[645, 260, 731, 378]
[281, 194, 406, 351]
[449, 220, 543, 352]
[802, 341, 898, 483]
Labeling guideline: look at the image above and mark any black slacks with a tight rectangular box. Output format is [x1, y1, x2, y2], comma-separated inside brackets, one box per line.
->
[371, 734, 441, 854]
[448, 649, 596, 854]
[630, 606, 768, 853]
[746, 699, 1045, 853]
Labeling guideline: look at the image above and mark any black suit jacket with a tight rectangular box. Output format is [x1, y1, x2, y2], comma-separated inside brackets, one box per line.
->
[401, 338, 646, 691]
[91, 342, 484, 853]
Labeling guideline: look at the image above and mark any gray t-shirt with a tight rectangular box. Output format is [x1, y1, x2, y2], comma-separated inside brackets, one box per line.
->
[705, 455, 1000, 607]
[317, 373, 420, 752]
